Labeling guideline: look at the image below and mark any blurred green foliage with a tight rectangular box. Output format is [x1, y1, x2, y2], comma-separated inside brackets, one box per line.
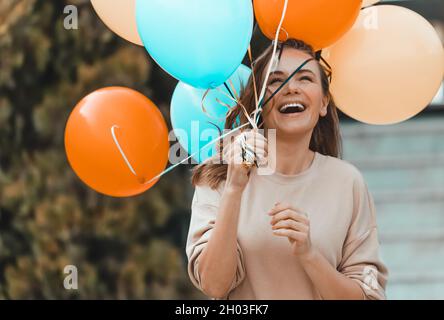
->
[0, 0, 202, 299]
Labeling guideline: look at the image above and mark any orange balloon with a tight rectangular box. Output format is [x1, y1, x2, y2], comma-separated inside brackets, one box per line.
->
[65, 87, 169, 197]
[253, 0, 362, 50]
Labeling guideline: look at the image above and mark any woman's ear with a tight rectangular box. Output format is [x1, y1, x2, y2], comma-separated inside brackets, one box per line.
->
[320, 95, 329, 117]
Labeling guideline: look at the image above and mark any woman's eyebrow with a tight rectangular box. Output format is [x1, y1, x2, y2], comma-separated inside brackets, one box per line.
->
[269, 68, 316, 78]
[298, 69, 316, 76]
[269, 70, 286, 77]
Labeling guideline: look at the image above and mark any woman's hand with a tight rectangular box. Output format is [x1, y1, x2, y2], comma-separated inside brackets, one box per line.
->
[223, 130, 268, 192]
[268, 202, 314, 258]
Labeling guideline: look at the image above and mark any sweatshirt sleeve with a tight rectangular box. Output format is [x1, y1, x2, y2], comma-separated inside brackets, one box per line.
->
[185, 184, 246, 297]
[337, 171, 389, 300]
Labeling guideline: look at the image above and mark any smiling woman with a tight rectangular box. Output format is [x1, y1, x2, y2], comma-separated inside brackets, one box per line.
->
[186, 39, 388, 300]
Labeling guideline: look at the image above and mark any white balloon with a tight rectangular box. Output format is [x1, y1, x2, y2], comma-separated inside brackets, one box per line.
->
[323, 5, 444, 125]
[91, 0, 142, 46]
[362, 0, 379, 7]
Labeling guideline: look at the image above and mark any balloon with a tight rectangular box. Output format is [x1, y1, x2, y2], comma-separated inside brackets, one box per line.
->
[136, 0, 253, 89]
[65, 87, 169, 197]
[362, 0, 379, 7]
[253, 0, 362, 50]
[170, 65, 251, 163]
[323, 5, 444, 125]
[91, 0, 142, 46]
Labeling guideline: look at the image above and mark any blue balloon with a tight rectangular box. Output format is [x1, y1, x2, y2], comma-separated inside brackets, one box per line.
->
[136, 0, 253, 89]
[171, 65, 251, 163]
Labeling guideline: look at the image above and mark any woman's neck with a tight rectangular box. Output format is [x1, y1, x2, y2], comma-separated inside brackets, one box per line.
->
[272, 131, 315, 176]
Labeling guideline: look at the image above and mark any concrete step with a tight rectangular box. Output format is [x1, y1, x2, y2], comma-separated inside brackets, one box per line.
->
[387, 281, 444, 300]
[380, 239, 444, 281]
[371, 189, 444, 204]
[341, 116, 444, 137]
[357, 164, 444, 192]
[341, 116, 444, 158]
[350, 154, 444, 170]
[376, 201, 444, 237]
[381, 238, 444, 299]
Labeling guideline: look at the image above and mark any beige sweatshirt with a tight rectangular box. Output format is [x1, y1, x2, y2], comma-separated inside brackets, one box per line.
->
[186, 152, 388, 300]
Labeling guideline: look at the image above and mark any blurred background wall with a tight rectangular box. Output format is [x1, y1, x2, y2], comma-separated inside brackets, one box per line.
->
[0, 0, 197, 299]
[0, 0, 442, 299]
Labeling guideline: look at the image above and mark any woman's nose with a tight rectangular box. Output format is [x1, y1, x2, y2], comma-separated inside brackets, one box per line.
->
[284, 79, 302, 95]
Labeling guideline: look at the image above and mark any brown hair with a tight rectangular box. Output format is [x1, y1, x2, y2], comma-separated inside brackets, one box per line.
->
[192, 39, 342, 189]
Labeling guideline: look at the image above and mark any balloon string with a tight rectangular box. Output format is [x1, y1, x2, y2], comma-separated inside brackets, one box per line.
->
[200, 88, 211, 116]
[152, 56, 312, 185]
[215, 87, 257, 129]
[255, 0, 289, 120]
[111, 119, 250, 186]
[143, 122, 250, 185]
[113, 50, 316, 186]
[318, 53, 333, 83]
[136, 55, 314, 186]
[112, 59, 315, 185]
[248, 45, 259, 107]
[224, 82, 235, 100]
[111, 125, 138, 177]
[227, 79, 240, 101]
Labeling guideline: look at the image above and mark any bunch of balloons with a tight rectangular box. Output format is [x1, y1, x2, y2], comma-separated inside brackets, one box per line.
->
[66, 0, 254, 197]
[65, 0, 443, 197]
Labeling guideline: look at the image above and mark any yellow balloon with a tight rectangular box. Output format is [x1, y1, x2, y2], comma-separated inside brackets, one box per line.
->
[91, 0, 142, 46]
[323, 5, 444, 125]
[362, 0, 379, 7]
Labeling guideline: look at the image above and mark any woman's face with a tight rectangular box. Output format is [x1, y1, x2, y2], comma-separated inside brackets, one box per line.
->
[261, 48, 329, 138]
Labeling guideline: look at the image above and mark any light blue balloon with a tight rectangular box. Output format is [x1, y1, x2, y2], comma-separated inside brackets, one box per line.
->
[171, 65, 251, 163]
[136, 0, 253, 89]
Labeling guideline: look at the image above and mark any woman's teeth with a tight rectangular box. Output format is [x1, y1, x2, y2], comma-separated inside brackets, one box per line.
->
[279, 103, 306, 114]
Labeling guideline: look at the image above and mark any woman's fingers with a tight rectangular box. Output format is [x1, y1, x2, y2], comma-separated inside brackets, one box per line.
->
[267, 202, 290, 216]
[222, 135, 243, 164]
[244, 134, 268, 147]
[221, 130, 270, 168]
[269, 202, 308, 217]
[225, 147, 244, 166]
[245, 135, 268, 154]
[272, 229, 307, 243]
[268, 203, 313, 255]
[243, 130, 268, 152]
[269, 208, 310, 226]
[271, 219, 308, 233]
[243, 129, 268, 142]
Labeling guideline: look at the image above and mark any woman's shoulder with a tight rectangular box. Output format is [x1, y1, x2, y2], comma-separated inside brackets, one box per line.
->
[318, 153, 366, 185]
[193, 181, 225, 205]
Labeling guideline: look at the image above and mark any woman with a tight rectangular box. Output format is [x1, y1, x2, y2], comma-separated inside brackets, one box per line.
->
[185, 39, 388, 300]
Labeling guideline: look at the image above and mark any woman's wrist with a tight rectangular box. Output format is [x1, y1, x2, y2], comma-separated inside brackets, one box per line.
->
[224, 183, 246, 195]
[298, 247, 319, 266]
[224, 176, 248, 194]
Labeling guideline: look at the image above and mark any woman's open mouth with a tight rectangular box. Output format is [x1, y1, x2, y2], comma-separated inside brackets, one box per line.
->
[278, 102, 306, 115]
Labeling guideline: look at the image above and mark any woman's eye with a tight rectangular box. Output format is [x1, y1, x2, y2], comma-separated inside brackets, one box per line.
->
[300, 76, 313, 82]
[269, 78, 283, 85]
